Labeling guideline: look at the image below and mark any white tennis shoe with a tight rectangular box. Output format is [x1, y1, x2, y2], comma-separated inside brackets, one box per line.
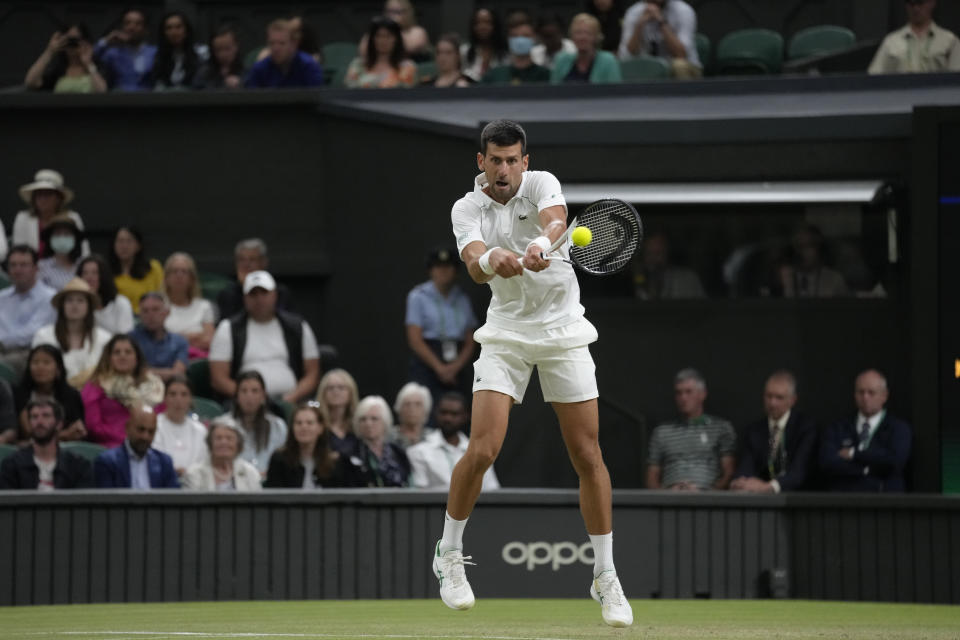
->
[590, 570, 633, 627]
[432, 541, 476, 610]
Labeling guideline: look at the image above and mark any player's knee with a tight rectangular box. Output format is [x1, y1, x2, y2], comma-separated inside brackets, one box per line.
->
[567, 439, 604, 474]
[464, 442, 499, 472]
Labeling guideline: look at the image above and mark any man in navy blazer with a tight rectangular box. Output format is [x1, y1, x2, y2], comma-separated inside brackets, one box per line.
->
[732, 370, 817, 493]
[819, 369, 911, 492]
[94, 409, 179, 489]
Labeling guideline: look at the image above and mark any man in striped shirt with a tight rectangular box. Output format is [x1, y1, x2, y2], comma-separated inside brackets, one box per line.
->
[646, 368, 736, 490]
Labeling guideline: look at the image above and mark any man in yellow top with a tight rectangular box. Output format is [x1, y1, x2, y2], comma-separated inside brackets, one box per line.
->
[868, 0, 960, 74]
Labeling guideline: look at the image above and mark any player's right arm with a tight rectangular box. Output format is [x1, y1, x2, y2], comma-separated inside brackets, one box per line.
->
[461, 241, 523, 283]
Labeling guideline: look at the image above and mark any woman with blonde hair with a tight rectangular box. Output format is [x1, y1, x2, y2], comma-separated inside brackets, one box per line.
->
[315, 368, 360, 456]
[162, 252, 216, 356]
[550, 13, 622, 84]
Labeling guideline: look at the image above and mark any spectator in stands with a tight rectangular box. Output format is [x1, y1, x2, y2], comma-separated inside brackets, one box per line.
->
[82, 335, 164, 448]
[77, 254, 135, 335]
[129, 292, 188, 382]
[551, 13, 623, 84]
[346, 17, 417, 88]
[587, 0, 626, 53]
[408, 391, 500, 490]
[393, 382, 433, 448]
[94, 8, 156, 91]
[0, 219, 6, 263]
[820, 369, 911, 492]
[153, 375, 207, 477]
[248, 16, 322, 68]
[869, 0, 960, 74]
[219, 370, 287, 474]
[646, 368, 736, 490]
[245, 19, 323, 88]
[217, 239, 295, 320]
[32, 278, 111, 387]
[13, 169, 89, 257]
[163, 252, 215, 357]
[109, 226, 164, 313]
[38, 215, 86, 291]
[14, 345, 86, 443]
[265, 404, 357, 488]
[0, 379, 15, 444]
[633, 232, 705, 299]
[461, 7, 508, 81]
[618, 0, 702, 78]
[730, 370, 817, 493]
[147, 11, 208, 90]
[24, 23, 107, 93]
[420, 34, 473, 87]
[209, 271, 320, 403]
[359, 0, 432, 62]
[315, 368, 360, 456]
[94, 407, 179, 488]
[405, 247, 477, 410]
[532, 13, 576, 70]
[203, 24, 243, 89]
[483, 12, 550, 84]
[0, 246, 56, 376]
[182, 417, 261, 490]
[351, 395, 410, 487]
[778, 225, 848, 298]
[0, 399, 94, 490]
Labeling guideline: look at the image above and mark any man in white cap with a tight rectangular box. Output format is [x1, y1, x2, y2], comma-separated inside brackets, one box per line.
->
[0, 246, 56, 375]
[208, 271, 320, 403]
[12, 169, 89, 256]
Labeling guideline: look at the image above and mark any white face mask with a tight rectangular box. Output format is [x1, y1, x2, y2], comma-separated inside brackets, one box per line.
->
[50, 235, 76, 254]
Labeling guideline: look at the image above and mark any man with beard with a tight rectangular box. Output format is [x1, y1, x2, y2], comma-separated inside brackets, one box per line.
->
[94, 8, 157, 90]
[0, 399, 93, 489]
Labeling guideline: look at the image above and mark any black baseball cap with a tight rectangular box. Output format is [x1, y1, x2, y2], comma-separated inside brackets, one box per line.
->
[427, 247, 458, 268]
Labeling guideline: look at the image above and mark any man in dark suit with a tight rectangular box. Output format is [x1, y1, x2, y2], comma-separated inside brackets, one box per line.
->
[731, 370, 817, 493]
[0, 399, 93, 490]
[819, 369, 911, 492]
[94, 409, 179, 489]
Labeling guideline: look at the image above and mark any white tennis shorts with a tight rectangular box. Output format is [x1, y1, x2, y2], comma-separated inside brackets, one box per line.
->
[471, 317, 599, 404]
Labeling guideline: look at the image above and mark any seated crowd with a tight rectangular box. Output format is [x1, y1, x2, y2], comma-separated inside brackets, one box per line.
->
[18, 1, 959, 94]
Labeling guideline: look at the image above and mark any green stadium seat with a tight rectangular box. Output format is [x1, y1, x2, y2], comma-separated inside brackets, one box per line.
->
[60, 441, 106, 463]
[323, 41, 359, 87]
[619, 55, 672, 81]
[187, 359, 214, 400]
[243, 47, 264, 71]
[695, 33, 712, 74]
[191, 396, 224, 422]
[273, 399, 295, 425]
[0, 272, 9, 289]
[0, 360, 18, 386]
[716, 28, 784, 75]
[0, 443, 18, 462]
[415, 61, 436, 84]
[198, 271, 234, 302]
[788, 25, 856, 60]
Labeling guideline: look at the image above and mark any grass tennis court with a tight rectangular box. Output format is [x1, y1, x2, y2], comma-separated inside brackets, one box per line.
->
[2, 599, 959, 640]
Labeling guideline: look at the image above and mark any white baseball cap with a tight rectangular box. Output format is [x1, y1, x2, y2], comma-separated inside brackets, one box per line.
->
[243, 270, 276, 294]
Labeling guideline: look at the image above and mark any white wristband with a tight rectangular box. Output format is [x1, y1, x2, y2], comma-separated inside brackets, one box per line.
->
[528, 236, 551, 252]
[478, 247, 498, 275]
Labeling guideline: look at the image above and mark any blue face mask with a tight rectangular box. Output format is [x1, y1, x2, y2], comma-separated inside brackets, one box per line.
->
[508, 36, 535, 56]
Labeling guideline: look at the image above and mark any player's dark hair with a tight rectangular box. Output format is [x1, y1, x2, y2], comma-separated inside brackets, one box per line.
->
[480, 119, 527, 155]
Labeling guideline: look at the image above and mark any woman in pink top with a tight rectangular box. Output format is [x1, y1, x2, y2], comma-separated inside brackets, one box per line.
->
[81, 334, 164, 447]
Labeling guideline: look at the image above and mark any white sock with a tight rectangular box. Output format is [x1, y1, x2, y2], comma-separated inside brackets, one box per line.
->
[589, 532, 615, 577]
[439, 511, 468, 554]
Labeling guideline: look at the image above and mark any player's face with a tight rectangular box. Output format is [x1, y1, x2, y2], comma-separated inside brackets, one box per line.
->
[477, 142, 528, 204]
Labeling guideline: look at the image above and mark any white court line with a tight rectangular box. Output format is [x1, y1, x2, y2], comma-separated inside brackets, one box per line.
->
[53, 632, 582, 640]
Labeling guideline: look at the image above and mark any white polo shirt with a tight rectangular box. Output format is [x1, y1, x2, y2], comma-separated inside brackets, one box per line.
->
[451, 171, 584, 331]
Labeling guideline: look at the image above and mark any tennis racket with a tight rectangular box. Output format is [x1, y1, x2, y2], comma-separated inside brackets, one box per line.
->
[541, 199, 643, 276]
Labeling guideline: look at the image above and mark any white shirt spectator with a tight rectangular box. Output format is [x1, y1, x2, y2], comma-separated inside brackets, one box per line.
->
[182, 457, 262, 491]
[216, 411, 287, 474]
[12, 210, 91, 256]
[153, 412, 209, 472]
[618, 0, 701, 67]
[32, 324, 112, 382]
[165, 298, 215, 336]
[208, 317, 320, 397]
[408, 430, 500, 490]
[95, 295, 135, 335]
[531, 38, 577, 69]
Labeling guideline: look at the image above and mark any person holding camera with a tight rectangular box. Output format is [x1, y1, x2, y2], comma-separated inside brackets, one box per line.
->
[24, 23, 107, 93]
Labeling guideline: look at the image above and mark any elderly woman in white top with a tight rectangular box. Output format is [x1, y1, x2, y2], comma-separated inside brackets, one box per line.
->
[13, 169, 90, 256]
[162, 252, 215, 356]
[393, 381, 433, 448]
[182, 417, 262, 491]
[218, 370, 287, 475]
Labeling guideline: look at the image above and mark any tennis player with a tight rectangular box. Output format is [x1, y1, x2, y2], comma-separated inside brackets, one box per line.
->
[432, 120, 632, 627]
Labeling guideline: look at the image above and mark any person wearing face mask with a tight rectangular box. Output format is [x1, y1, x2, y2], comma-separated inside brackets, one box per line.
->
[481, 11, 550, 85]
[37, 215, 86, 291]
[12, 169, 89, 257]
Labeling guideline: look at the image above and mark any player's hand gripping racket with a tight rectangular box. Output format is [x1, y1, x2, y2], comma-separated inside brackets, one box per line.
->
[541, 199, 643, 276]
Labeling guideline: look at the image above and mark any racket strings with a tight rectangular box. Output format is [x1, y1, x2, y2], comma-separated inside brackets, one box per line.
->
[570, 200, 642, 274]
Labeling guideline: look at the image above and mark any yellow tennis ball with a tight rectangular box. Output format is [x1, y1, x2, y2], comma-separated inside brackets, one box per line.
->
[571, 226, 592, 247]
